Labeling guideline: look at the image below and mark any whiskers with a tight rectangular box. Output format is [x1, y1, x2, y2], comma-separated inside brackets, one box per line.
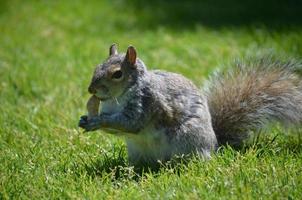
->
[114, 97, 120, 105]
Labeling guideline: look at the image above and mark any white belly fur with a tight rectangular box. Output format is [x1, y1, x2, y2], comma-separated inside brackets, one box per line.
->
[101, 98, 124, 114]
[126, 124, 172, 165]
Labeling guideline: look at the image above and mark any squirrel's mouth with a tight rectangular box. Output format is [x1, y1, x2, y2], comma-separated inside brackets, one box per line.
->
[99, 97, 110, 101]
[94, 92, 111, 101]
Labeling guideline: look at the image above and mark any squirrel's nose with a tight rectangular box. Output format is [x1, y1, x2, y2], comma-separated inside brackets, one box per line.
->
[88, 85, 96, 94]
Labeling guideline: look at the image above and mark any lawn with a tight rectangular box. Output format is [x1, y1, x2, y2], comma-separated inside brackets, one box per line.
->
[0, 0, 302, 199]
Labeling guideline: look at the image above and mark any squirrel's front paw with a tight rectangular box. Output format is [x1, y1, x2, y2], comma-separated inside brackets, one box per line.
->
[78, 115, 101, 132]
[78, 115, 87, 127]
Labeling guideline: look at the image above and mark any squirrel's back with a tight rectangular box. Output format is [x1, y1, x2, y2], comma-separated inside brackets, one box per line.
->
[205, 58, 302, 147]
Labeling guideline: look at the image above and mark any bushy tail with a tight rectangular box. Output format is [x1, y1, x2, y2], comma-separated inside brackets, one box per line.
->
[205, 58, 302, 147]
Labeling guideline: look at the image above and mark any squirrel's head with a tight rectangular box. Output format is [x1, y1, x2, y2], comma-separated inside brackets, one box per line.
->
[88, 44, 146, 100]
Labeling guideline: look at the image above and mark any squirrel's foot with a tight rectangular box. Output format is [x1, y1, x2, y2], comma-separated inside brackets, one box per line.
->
[78, 115, 101, 132]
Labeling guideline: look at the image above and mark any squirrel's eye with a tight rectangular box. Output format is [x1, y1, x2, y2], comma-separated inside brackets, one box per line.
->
[111, 70, 123, 80]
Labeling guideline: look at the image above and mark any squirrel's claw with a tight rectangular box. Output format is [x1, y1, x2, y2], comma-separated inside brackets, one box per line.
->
[78, 115, 100, 132]
[80, 115, 88, 121]
[78, 115, 88, 127]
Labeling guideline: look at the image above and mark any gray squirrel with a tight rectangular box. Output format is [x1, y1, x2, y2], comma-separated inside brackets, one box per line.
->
[79, 44, 302, 167]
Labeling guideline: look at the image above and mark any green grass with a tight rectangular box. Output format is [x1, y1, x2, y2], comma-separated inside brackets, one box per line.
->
[1, 0, 302, 199]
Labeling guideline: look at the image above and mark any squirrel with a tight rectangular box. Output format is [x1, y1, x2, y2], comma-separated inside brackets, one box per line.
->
[79, 44, 302, 167]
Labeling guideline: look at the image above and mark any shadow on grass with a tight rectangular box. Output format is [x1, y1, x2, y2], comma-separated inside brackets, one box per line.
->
[0, 1, 8, 15]
[120, 0, 302, 30]
[73, 146, 192, 181]
[75, 146, 161, 181]
[239, 132, 302, 157]
[80, 146, 137, 180]
[72, 133, 301, 181]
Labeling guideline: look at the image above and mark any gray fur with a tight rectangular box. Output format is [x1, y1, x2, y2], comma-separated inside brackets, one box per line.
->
[206, 58, 302, 147]
[79, 46, 302, 167]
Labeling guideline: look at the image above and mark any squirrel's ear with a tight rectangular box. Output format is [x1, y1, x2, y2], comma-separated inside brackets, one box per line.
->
[125, 45, 137, 66]
[109, 44, 118, 56]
